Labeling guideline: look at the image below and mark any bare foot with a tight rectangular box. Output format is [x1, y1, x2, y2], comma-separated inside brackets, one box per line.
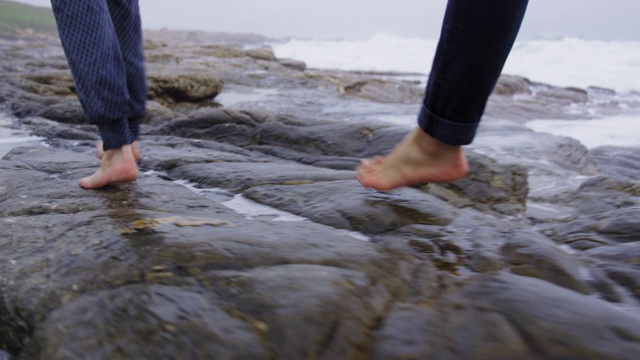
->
[356, 127, 469, 191]
[96, 141, 141, 161]
[79, 144, 139, 189]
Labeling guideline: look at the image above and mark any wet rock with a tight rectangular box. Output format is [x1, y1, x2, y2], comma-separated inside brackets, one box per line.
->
[599, 263, 640, 300]
[373, 302, 537, 360]
[441, 273, 640, 360]
[545, 207, 640, 250]
[372, 272, 640, 360]
[485, 91, 589, 121]
[20, 71, 75, 97]
[578, 176, 640, 198]
[244, 180, 458, 234]
[371, 224, 469, 275]
[155, 108, 266, 146]
[18, 117, 98, 141]
[209, 264, 390, 359]
[37, 97, 85, 124]
[143, 50, 177, 65]
[342, 78, 423, 103]
[588, 146, 640, 182]
[143, 38, 165, 51]
[309, 70, 423, 104]
[277, 58, 307, 71]
[502, 230, 591, 294]
[245, 144, 360, 170]
[253, 118, 406, 158]
[138, 135, 263, 171]
[493, 74, 531, 96]
[370, 210, 525, 277]
[196, 44, 245, 58]
[24, 285, 270, 360]
[147, 73, 224, 104]
[244, 47, 276, 61]
[370, 306, 443, 360]
[0, 147, 412, 356]
[169, 162, 355, 193]
[584, 208, 640, 243]
[474, 124, 599, 175]
[156, 107, 409, 161]
[587, 86, 617, 96]
[2, 32, 640, 359]
[2, 88, 56, 118]
[584, 241, 640, 265]
[436, 152, 529, 215]
[470, 249, 505, 273]
[551, 176, 640, 217]
[143, 100, 181, 126]
[536, 86, 589, 104]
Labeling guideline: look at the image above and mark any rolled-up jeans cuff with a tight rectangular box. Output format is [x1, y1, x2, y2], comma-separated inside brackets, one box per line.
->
[417, 104, 479, 146]
[97, 117, 135, 150]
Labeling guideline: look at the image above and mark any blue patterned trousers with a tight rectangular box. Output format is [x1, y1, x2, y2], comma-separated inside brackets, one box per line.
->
[50, 0, 146, 150]
[419, 0, 528, 145]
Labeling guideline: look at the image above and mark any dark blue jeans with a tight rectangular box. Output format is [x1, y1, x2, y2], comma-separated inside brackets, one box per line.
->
[50, 0, 146, 150]
[418, 0, 529, 145]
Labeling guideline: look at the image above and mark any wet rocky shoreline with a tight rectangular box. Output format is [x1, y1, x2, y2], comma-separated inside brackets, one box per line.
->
[1, 31, 640, 359]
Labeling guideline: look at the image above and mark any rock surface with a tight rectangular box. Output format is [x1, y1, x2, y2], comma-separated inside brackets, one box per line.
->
[1, 30, 640, 360]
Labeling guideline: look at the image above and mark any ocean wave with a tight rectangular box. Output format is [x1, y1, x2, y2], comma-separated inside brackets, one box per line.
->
[272, 33, 640, 94]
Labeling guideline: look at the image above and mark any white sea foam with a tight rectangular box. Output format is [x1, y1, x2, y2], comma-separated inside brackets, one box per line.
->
[273, 33, 640, 94]
[273, 33, 437, 75]
[505, 37, 640, 94]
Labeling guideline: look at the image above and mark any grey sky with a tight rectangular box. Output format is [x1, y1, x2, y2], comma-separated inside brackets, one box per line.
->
[14, 0, 640, 41]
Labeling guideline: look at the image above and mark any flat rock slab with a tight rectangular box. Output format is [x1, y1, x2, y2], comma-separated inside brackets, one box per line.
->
[0, 152, 411, 358]
[244, 180, 458, 234]
[168, 161, 356, 192]
[373, 273, 640, 360]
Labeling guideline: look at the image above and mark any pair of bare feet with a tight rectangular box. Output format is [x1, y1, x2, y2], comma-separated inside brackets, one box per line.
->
[80, 128, 464, 190]
[78, 141, 141, 189]
[356, 127, 469, 191]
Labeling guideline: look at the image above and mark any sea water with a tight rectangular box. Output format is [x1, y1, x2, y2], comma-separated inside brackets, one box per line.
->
[272, 33, 640, 148]
[272, 33, 640, 94]
[0, 112, 44, 158]
[527, 115, 640, 149]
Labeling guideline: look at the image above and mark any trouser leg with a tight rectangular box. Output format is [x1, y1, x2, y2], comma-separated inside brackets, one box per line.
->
[107, 0, 146, 140]
[50, 0, 134, 150]
[418, 0, 529, 145]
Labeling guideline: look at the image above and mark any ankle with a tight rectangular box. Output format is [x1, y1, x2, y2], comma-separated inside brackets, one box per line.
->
[414, 128, 461, 155]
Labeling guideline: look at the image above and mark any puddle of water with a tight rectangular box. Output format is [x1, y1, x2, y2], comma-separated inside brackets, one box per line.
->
[216, 88, 278, 107]
[222, 194, 307, 222]
[172, 178, 370, 241]
[0, 112, 45, 158]
[172, 178, 304, 221]
[172, 179, 235, 203]
[221, 195, 369, 241]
